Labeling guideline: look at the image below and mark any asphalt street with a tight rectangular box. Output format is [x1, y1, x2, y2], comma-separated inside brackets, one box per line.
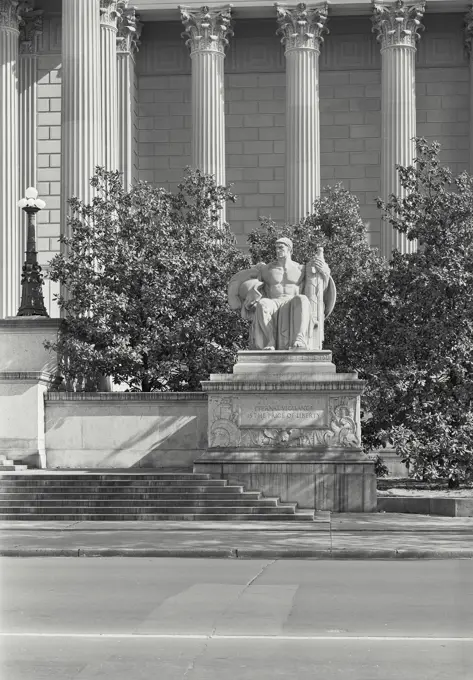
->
[1, 557, 472, 679]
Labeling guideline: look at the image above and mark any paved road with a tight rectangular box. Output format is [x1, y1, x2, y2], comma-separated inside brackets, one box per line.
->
[1, 558, 473, 679]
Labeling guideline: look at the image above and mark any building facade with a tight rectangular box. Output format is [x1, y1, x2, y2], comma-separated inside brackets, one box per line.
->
[0, 0, 472, 318]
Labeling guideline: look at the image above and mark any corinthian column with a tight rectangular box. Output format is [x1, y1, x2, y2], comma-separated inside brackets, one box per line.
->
[117, 2, 141, 189]
[19, 5, 43, 274]
[0, 0, 20, 318]
[61, 0, 102, 242]
[180, 4, 233, 221]
[372, 0, 425, 257]
[100, 0, 119, 171]
[276, 3, 329, 225]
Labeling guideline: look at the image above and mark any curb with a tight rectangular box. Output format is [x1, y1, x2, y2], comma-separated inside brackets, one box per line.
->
[1, 547, 473, 559]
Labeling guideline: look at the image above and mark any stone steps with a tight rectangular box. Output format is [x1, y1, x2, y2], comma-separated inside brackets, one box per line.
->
[0, 512, 314, 521]
[0, 479, 230, 488]
[0, 471, 314, 521]
[0, 456, 28, 472]
[0, 504, 296, 514]
[0, 498, 281, 508]
[0, 491, 262, 501]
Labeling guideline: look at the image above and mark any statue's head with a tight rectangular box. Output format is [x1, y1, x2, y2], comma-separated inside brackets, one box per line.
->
[275, 237, 293, 257]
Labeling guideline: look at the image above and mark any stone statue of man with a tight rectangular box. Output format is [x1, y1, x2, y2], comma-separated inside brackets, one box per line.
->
[228, 237, 336, 351]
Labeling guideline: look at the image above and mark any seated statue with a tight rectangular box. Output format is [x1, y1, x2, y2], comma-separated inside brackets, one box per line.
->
[228, 237, 336, 351]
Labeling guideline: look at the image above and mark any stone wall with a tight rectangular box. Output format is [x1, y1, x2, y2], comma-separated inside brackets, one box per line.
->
[44, 392, 208, 469]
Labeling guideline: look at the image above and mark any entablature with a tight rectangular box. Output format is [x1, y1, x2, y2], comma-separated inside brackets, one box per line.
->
[134, 0, 469, 22]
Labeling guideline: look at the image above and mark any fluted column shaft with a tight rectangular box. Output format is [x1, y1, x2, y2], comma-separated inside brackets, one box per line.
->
[381, 45, 416, 255]
[61, 0, 102, 240]
[0, 0, 20, 317]
[465, 8, 473, 173]
[191, 50, 225, 187]
[181, 6, 233, 224]
[100, 0, 119, 171]
[19, 7, 43, 282]
[117, 5, 141, 189]
[285, 48, 320, 225]
[276, 3, 329, 225]
[372, 1, 425, 258]
[470, 50, 473, 174]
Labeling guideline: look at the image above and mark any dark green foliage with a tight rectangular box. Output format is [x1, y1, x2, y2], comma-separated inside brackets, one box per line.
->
[369, 139, 473, 485]
[46, 168, 250, 391]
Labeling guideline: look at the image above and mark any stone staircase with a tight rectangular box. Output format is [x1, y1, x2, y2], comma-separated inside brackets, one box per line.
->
[0, 456, 28, 472]
[0, 471, 314, 521]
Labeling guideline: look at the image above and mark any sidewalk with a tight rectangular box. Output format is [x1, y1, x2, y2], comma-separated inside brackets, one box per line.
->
[1, 513, 472, 559]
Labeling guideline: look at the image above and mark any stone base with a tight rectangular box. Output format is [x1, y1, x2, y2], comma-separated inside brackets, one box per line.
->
[0, 318, 60, 467]
[194, 450, 376, 512]
[198, 349, 377, 512]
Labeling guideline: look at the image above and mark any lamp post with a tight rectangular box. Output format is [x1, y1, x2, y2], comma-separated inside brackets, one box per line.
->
[16, 187, 49, 317]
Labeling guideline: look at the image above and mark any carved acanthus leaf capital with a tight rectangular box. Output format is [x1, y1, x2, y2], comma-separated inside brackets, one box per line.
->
[116, 2, 142, 54]
[18, 2, 43, 54]
[275, 2, 329, 54]
[180, 4, 233, 56]
[464, 4, 473, 57]
[0, 0, 22, 31]
[371, 0, 425, 50]
[100, 0, 121, 30]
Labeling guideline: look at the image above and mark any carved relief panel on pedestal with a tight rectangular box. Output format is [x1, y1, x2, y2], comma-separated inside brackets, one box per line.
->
[208, 394, 360, 450]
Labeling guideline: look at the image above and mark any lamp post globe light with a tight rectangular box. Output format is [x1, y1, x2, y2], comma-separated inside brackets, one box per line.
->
[16, 187, 49, 317]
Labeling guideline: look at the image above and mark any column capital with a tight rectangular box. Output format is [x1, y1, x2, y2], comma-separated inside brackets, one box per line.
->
[275, 3, 329, 53]
[180, 4, 233, 56]
[0, 0, 21, 30]
[464, 4, 473, 56]
[100, 0, 120, 30]
[372, 1, 425, 51]
[19, 4, 43, 54]
[116, 2, 142, 55]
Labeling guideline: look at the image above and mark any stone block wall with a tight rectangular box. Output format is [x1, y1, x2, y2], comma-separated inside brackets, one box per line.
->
[416, 14, 469, 178]
[44, 393, 208, 469]
[138, 74, 192, 188]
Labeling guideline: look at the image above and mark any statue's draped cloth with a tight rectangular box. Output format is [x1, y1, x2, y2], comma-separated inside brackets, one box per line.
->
[252, 294, 311, 350]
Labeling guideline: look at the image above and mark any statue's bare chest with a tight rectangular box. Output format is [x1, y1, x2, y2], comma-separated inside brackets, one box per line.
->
[263, 263, 304, 286]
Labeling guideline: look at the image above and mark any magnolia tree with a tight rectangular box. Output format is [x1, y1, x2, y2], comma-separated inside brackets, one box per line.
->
[375, 140, 473, 485]
[331, 139, 473, 485]
[47, 168, 250, 391]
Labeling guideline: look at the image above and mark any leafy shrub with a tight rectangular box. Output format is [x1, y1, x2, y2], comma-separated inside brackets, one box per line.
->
[46, 168, 250, 391]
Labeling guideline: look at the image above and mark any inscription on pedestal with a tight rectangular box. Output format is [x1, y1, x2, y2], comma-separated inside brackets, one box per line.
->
[242, 397, 325, 428]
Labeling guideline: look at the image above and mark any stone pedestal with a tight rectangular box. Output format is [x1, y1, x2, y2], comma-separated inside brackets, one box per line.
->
[195, 351, 376, 512]
[0, 318, 60, 467]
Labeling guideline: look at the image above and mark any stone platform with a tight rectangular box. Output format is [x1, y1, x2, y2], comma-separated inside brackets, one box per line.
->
[195, 350, 376, 512]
